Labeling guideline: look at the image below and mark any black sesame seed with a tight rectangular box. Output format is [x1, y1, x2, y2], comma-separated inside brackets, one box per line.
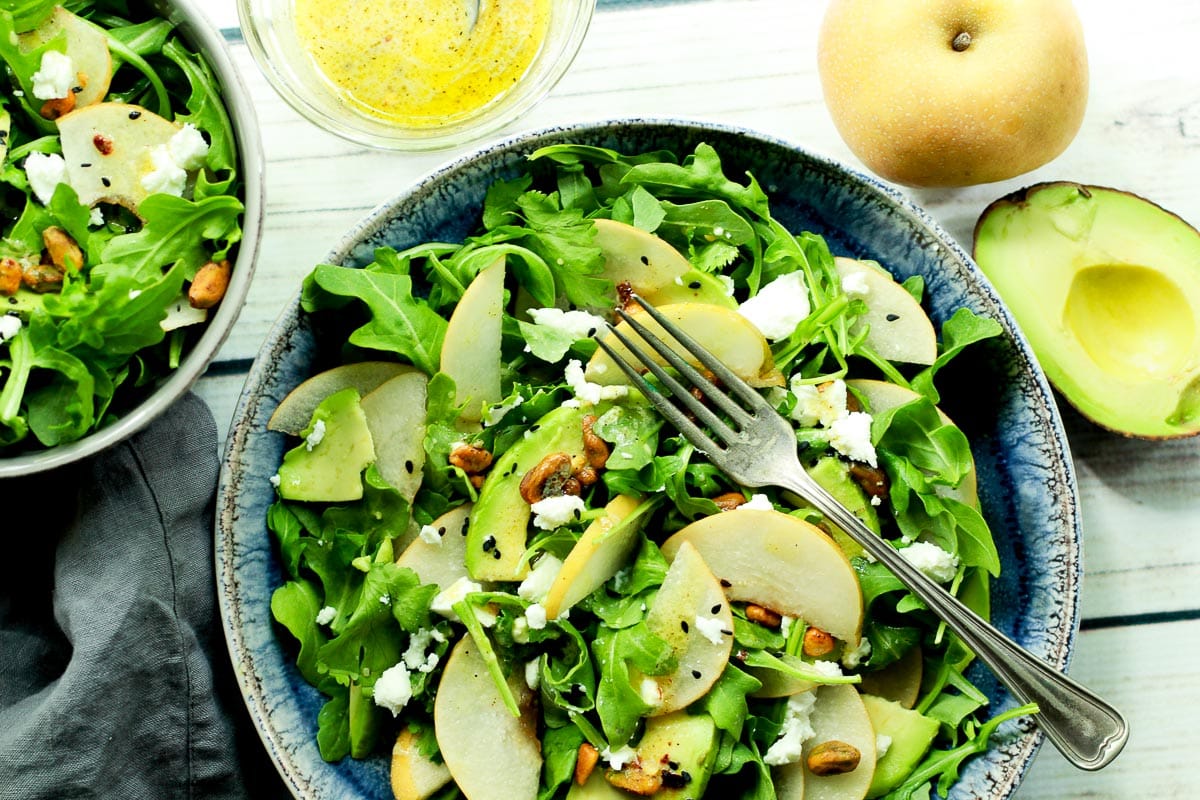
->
[719, 579, 732, 588]
[438, 526, 446, 535]
[640, 255, 649, 265]
[530, 424, 540, 432]
[79, 162, 92, 168]
[688, 281, 701, 289]
[72, 85, 82, 94]
[886, 313, 900, 322]
[680, 620, 689, 633]
[492, 549, 502, 559]
[101, 177, 111, 187]
[587, 327, 596, 337]
[721, 628, 733, 636]
[482, 535, 496, 552]
[711, 604, 722, 614]
[405, 459, 414, 473]
[128, 110, 141, 119]
[667, 761, 680, 771]
[691, 669, 701, 679]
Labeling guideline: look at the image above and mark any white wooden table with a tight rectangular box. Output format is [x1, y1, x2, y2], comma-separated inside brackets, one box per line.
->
[202, 1, 1200, 797]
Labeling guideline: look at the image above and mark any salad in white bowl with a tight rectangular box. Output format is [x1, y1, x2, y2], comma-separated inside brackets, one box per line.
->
[261, 141, 1035, 800]
[0, 0, 247, 459]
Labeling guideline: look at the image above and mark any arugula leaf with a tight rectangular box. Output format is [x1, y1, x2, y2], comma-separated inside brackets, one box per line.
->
[102, 194, 244, 278]
[308, 264, 448, 375]
[270, 579, 327, 686]
[911, 308, 1004, 403]
[162, 37, 239, 178]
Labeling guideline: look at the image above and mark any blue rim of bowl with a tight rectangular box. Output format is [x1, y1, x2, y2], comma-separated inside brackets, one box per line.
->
[0, 0, 265, 479]
[217, 117, 1081, 799]
[236, 0, 597, 152]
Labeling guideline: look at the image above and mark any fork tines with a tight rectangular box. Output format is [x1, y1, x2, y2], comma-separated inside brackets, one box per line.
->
[593, 295, 765, 452]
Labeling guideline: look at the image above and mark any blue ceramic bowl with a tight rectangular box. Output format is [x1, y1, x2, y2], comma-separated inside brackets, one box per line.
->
[216, 119, 1081, 799]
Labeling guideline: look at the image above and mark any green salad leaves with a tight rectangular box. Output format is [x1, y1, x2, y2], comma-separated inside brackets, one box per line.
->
[269, 142, 1033, 800]
[0, 0, 243, 453]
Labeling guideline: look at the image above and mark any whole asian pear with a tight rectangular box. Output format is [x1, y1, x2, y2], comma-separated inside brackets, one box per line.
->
[817, 0, 1089, 188]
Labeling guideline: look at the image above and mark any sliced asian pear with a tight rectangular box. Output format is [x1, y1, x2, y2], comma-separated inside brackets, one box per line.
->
[441, 256, 505, 422]
[434, 636, 541, 800]
[361, 370, 429, 502]
[639, 541, 735, 714]
[857, 646, 923, 710]
[395, 503, 473, 590]
[19, 6, 113, 108]
[662, 510, 863, 644]
[542, 494, 646, 620]
[592, 218, 691, 296]
[835, 257, 937, 366]
[642, 268, 737, 309]
[846, 378, 978, 507]
[269, 361, 413, 435]
[390, 727, 452, 800]
[585, 302, 783, 388]
[57, 102, 181, 212]
[774, 684, 877, 800]
[465, 404, 587, 581]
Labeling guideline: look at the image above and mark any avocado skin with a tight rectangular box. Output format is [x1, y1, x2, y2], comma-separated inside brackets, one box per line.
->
[973, 181, 1200, 439]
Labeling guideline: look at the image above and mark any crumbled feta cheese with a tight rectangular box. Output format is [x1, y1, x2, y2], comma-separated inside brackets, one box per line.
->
[790, 377, 848, 428]
[842, 638, 872, 669]
[525, 603, 548, 630]
[841, 270, 871, 297]
[89, 206, 105, 227]
[24, 151, 68, 206]
[528, 307, 607, 340]
[694, 614, 729, 645]
[639, 677, 662, 706]
[141, 144, 188, 197]
[512, 616, 530, 643]
[530, 494, 586, 531]
[517, 555, 564, 602]
[763, 691, 818, 765]
[418, 524, 443, 546]
[431, 576, 488, 623]
[303, 419, 327, 451]
[525, 659, 541, 691]
[717, 274, 736, 296]
[737, 271, 811, 340]
[810, 659, 844, 678]
[564, 358, 628, 405]
[483, 394, 523, 426]
[870, 495, 883, 507]
[268, 473, 281, 488]
[167, 123, 210, 170]
[0, 315, 22, 343]
[736, 493, 774, 511]
[402, 628, 441, 673]
[828, 411, 878, 466]
[899, 540, 960, 583]
[379, 593, 391, 605]
[373, 662, 413, 716]
[876, 734, 893, 760]
[315, 606, 336, 626]
[601, 745, 638, 770]
[31, 50, 74, 100]
[779, 615, 795, 639]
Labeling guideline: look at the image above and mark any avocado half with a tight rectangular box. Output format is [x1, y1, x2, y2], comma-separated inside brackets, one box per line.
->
[973, 182, 1200, 439]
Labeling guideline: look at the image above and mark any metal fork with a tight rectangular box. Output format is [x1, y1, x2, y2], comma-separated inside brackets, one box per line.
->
[595, 294, 1128, 772]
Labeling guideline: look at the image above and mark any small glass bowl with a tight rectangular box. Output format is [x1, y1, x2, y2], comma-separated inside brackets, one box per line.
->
[237, 0, 596, 151]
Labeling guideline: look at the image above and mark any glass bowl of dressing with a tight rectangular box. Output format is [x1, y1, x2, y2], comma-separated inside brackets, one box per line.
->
[237, 0, 596, 151]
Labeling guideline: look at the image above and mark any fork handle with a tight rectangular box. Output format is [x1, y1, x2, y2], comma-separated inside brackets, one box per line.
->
[778, 471, 1129, 771]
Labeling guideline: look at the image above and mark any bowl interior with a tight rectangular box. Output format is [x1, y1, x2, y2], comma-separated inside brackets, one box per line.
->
[218, 119, 1080, 799]
[0, 0, 264, 479]
[237, 0, 596, 151]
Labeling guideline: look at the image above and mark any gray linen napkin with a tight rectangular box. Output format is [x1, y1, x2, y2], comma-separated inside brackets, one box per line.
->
[0, 393, 288, 800]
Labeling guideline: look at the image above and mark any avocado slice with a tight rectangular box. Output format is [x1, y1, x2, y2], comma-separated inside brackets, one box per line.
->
[789, 456, 881, 559]
[466, 403, 587, 581]
[587, 711, 719, 798]
[861, 694, 940, 798]
[974, 182, 1200, 439]
[275, 387, 375, 503]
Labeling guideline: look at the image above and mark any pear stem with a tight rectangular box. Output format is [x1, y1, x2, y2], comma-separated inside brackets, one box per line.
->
[952, 31, 972, 51]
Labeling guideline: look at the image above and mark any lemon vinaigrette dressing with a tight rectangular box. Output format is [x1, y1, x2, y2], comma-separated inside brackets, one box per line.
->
[292, 0, 551, 127]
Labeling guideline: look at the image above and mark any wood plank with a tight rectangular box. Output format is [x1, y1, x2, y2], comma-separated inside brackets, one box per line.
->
[1016, 618, 1196, 798]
